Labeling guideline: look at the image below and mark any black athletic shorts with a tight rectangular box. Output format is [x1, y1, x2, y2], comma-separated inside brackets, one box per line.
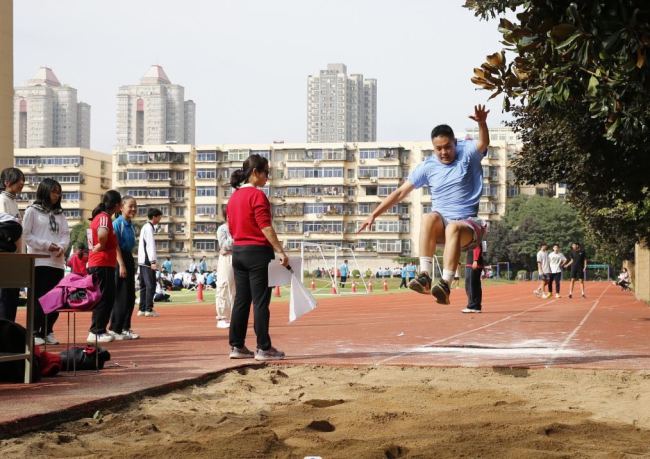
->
[571, 268, 584, 280]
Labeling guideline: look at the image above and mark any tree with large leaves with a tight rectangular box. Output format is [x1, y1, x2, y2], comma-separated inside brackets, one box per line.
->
[464, 0, 650, 262]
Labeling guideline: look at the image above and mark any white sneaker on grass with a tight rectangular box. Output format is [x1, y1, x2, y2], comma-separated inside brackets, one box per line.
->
[45, 333, 59, 345]
[87, 332, 114, 344]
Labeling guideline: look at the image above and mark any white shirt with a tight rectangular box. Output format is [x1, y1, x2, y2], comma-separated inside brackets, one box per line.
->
[548, 251, 567, 274]
[22, 206, 70, 269]
[137, 221, 157, 266]
[536, 250, 551, 274]
[0, 192, 21, 222]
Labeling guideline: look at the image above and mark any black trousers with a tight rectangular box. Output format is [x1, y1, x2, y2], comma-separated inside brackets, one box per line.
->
[88, 266, 116, 335]
[138, 265, 156, 312]
[34, 266, 64, 337]
[549, 272, 562, 294]
[465, 267, 482, 310]
[0, 288, 20, 322]
[110, 251, 136, 334]
[399, 277, 407, 288]
[229, 245, 274, 351]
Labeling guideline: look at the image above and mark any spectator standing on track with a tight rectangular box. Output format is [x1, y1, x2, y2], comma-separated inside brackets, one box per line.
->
[339, 259, 350, 288]
[87, 190, 123, 343]
[407, 262, 417, 284]
[109, 196, 139, 340]
[216, 207, 235, 329]
[227, 154, 286, 361]
[23, 178, 69, 345]
[0, 167, 24, 323]
[137, 208, 162, 318]
[548, 244, 567, 298]
[534, 243, 551, 299]
[564, 242, 587, 298]
[188, 258, 197, 274]
[463, 242, 484, 313]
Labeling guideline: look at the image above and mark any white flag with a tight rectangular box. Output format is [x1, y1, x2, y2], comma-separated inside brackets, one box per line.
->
[289, 273, 317, 322]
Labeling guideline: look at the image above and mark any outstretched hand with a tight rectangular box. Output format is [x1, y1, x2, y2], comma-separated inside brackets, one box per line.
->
[469, 104, 489, 124]
[357, 215, 375, 233]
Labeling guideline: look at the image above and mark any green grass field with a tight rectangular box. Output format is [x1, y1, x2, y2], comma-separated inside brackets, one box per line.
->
[163, 276, 516, 306]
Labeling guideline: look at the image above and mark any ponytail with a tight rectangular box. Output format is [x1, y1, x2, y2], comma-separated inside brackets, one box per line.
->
[90, 189, 122, 220]
[230, 154, 269, 189]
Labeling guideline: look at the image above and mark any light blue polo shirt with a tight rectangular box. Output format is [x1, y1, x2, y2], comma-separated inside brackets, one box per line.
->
[408, 140, 484, 220]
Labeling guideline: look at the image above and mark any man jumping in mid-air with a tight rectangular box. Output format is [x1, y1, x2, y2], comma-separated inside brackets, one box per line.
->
[359, 105, 489, 305]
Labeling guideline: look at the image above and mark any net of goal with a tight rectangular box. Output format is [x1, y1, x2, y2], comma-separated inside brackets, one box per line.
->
[300, 242, 370, 295]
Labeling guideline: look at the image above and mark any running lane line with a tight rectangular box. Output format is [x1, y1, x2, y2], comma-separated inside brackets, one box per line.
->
[375, 298, 559, 366]
[544, 283, 611, 366]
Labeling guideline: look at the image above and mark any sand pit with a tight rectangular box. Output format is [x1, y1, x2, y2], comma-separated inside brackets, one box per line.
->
[3, 365, 650, 458]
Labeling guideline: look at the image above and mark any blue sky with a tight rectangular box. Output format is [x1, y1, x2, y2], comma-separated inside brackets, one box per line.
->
[14, 0, 508, 152]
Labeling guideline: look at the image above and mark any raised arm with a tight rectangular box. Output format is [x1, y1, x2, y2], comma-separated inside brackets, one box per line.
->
[469, 104, 490, 153]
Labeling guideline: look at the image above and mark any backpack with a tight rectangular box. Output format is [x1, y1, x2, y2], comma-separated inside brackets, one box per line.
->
[60, 346, 111, 371]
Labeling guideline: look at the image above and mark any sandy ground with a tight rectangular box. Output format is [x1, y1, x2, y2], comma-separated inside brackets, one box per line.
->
[3, 365, 650, 458]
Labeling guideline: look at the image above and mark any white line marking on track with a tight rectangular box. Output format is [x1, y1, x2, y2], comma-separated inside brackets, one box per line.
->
[375, 298, 559, 366]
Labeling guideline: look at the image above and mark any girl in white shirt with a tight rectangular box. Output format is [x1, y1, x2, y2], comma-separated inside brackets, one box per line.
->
[23, 178, 70, 345]
[0, 167, 25, 323]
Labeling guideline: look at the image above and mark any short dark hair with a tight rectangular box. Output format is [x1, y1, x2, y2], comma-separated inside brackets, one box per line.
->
[148, 208, 162, 219]
[431, 124, 455, 140]
[0, 167, 25, 191]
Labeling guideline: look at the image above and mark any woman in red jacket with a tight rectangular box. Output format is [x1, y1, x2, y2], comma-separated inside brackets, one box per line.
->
[67, 243, 88, 276]
[227, 154, 287, 361]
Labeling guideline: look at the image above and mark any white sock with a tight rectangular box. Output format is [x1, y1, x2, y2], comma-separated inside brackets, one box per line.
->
[442, 269, 455, 284]
[419, 257, 433, 275]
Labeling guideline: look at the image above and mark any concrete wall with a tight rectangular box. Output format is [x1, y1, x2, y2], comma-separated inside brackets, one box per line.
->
[0, 1, 12, 168]
[635, 241, 650, 303]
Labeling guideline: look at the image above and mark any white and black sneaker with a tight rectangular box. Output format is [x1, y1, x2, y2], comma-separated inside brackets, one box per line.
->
[229, 346, 255, 359]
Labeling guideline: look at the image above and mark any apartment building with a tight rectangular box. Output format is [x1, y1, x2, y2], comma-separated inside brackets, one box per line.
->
[13, 67, 91, 149]
[113, 132, 520, 264]
[307, 64, 377, 143]
[116, 65, 195, 147]
[14, 148, 112, 225]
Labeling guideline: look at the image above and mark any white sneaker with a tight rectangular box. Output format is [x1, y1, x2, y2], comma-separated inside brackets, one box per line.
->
[87, 332, 114, 344]
[122, 330, 140, 339]
[45, 333, 59, 345]
[34, 336, 45, 346]
[216, 319, 230, 329]
[136, 310, 146, 317]
[144, 310, 160, 317]
[461, 308, 481, 313]
[109, 330, 127, 341]
[555, 294, 561, 298]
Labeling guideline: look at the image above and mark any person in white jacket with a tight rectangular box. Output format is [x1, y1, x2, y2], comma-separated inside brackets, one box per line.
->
[137, 208, 162, 317]
[23, 178, 70, 345]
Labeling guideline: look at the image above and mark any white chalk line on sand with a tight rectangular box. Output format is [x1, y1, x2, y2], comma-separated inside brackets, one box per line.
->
[375, 296, 560, 366]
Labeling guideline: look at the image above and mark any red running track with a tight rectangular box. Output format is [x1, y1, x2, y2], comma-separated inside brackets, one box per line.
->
[0, 281, 648, 435]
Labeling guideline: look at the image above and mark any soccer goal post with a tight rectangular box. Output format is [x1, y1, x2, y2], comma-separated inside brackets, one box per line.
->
[300, 242, 370, 295]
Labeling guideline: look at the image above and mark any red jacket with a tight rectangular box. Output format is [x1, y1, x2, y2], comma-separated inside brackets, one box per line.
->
[227, 186, 272, 247]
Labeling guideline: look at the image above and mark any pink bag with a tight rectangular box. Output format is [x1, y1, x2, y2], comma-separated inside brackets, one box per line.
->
[39, 273, 102, 314]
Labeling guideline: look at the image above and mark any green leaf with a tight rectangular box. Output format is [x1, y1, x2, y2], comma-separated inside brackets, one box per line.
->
[587, 75, 599, 96]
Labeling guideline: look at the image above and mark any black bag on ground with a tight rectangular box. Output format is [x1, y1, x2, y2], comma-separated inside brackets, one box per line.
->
[60, 346, 111, 371]
[0, 319, 41, 382]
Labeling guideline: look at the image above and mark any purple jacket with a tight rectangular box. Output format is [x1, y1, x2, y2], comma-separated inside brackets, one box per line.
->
[39, 273, 100, 314]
